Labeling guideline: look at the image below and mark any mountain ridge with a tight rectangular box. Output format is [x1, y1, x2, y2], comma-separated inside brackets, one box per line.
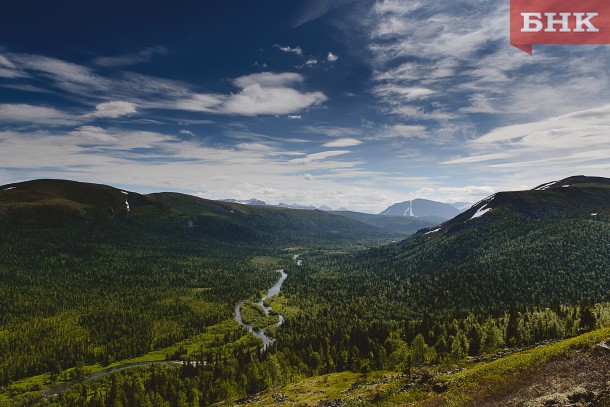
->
[379, 198, 464, 219]
[0, 178, 398, 248]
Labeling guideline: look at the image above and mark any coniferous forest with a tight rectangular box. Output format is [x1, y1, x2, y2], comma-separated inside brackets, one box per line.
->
[0, 176, 609, 406]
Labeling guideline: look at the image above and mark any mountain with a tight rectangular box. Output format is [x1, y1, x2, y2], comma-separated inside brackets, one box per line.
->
[356, 175, 610, 309]
[331, 210, 442, 235]
[223, 198, 334, 211]
[379, 198, 462, 219]
[0, 179, 397, 249]
[276, 202, 320, 210]
[222, 198, 267, 206]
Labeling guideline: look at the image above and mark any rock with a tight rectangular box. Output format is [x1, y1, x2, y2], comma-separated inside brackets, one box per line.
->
[567, 386, 595, 403]
[432, 381, 448, 393]
[592, 340, 610, 356]
[272, 393, 288, 403]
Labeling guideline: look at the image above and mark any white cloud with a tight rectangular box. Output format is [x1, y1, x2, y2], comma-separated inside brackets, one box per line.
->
[93, 46, 168, 67]
[327, 52, 339, 62]
[411, 185, 497, 204]
[222, 83, 326, 116]
[0, 127, 410, 213]
[233, 72, 303, 88]
[10, 54, 106, 94]
[375, 85, 435, 101]
[85, 101, 137, 119]
[322, 138, 362, 147]
[366, 0, 610, 132]
[70, 126, 118, 142]
[305, 59, 318, 66]
[179, 129, 195, 136]
[274, 45, 303, 56]
[290, 150, 351, 163]
[301, 126, 361, 137]
[0, 104, 77, 125]
[4, 52, 327, 118]
[176, 72, 327, 116]
[377, 124, 428, 139]
[442, 104, 610, 185]
[288, 115, 302, 120]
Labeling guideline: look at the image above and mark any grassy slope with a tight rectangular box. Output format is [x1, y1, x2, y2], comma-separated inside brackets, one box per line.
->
[235, 327, 610, 407]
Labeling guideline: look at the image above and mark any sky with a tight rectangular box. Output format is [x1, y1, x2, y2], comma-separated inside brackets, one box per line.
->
[1, 0, 609, 213]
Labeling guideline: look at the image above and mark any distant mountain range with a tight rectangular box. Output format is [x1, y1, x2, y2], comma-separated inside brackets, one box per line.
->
[218, 199, 446, 235]
[223, 197, 473, 219]
[222, 198, 332, 211]
[379, 198, 469, 219]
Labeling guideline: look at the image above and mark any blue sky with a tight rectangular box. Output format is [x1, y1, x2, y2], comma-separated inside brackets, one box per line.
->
[1, 0, 609, 212]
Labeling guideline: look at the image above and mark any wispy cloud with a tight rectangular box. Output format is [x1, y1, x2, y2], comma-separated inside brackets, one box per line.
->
[0, 104, 77, 125]
[442, 104, 610, 185]
[301, 126, 361, 137]
[376, 124, 428, 140]
[290, 150, 351, 163]
[322, 138, 362, 147]
[93, 46, 168, 67]
[4, 51, 327, 118]
[366, 0, 610, 129]
[0, 54, 27, 78]
[0, 127, 407, 212]
[292, 0, 358, 27]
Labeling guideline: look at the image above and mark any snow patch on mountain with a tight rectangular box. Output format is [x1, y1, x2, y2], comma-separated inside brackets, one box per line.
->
[533, 181, 557, 191]
[470, 205, 491, 220]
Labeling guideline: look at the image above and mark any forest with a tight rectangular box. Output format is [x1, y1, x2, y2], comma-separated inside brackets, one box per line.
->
[0, 177, 609, 406]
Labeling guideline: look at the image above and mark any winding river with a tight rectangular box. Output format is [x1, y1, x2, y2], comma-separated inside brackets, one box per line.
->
[40, 268, 290, 398]
[41, 360, 184, 398]
[234, 269, 288, 349]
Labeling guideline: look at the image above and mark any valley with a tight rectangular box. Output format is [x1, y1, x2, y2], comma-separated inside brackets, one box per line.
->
[0, 176, 608, 406]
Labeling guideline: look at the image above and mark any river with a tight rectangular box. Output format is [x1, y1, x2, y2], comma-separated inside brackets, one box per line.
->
[234, 269, 288, 349]
[41, 360, 184, 398]
[40, 268, 289, 398]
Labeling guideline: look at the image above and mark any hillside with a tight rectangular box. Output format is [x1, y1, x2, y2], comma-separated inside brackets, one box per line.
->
[365, 175, 610, 309]
[331, 210, 442, 235]
[236, 327, 610, 406]
[0, 178, 394, 395]
[0, 179, 397, 249]
[264, 176, 610, 395]
[1, 176, 609, 407]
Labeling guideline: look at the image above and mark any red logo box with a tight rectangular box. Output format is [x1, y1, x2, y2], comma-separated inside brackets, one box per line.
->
[510, 0, 610, 54]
